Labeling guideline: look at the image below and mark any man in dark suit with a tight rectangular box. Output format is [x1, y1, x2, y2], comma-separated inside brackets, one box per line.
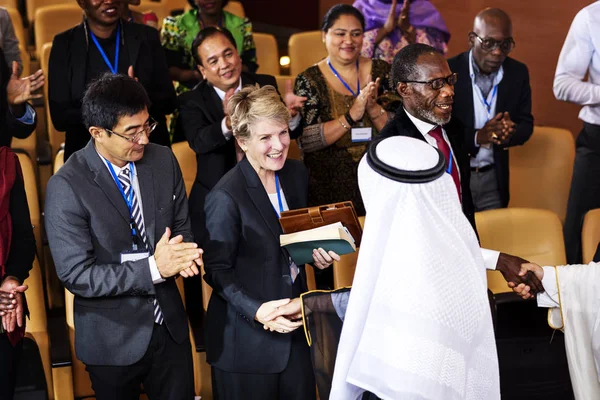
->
[45, 74, 202, 399]
[448, 8, 533, 212]
[49, 0, 176, 160]
[379, 43, 542, 292]
[177, 27, 305, 246]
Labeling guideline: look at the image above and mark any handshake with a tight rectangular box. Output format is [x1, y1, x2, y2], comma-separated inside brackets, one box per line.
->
[255, 298, 304, 334]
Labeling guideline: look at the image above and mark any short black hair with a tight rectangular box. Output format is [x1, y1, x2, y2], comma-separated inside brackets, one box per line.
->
[391, 43, 442, 87]
[191, 26, 237, 67]
[187, 0, 230, 11]
[321, 4, 365, 32]
[82, 73, 151, 133]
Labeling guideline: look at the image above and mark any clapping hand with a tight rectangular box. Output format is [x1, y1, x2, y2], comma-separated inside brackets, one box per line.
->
[398, 0, 415, 42]
[511, 263, 545, 300]
[7, 61, 44, 106]
[497, 253, 544, 295]
[382, 0, 399, 35]
[255, 298, 303, 334]
[154, 227, 203, 279]
[283, 80, 307, 118]
[0, 277, 28, 333]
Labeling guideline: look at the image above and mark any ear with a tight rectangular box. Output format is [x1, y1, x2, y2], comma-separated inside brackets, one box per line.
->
[321, 31, 326, 44]
[235, 136, 247, 151]
[468, 32, 476, 49]
[198, 64, 207, 80]
[89, 126, 105, 142]
[396, 81, 410, 98]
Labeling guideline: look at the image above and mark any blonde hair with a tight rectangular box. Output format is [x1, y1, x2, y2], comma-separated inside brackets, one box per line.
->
[226, 85, 290, 141]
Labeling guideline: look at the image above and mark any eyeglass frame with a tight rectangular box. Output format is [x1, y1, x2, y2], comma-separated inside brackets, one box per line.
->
[470, 32, 516, 53]
[104, 117, 158, 143]
[402, 72, 459, 90]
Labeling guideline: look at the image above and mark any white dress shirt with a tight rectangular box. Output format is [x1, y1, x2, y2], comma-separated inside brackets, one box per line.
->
[99, 154, 165, 284]
[214, 79, 301, 138]
[470, 50, 504, 168]
[404, 108, 500, 269]
[536, 266, 560, 307]
[554, 2, 600, 125]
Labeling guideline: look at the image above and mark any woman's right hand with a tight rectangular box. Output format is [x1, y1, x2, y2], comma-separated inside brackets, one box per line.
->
[255, 298, 303, 333]
[348, 80, 378, 122]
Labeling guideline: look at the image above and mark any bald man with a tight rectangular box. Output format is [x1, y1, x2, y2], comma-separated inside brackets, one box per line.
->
[448, 8, 533, 212]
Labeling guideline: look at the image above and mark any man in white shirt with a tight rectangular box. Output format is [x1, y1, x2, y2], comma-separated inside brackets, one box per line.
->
[554, 2, 600, 264]
[379, 43, 543, 290]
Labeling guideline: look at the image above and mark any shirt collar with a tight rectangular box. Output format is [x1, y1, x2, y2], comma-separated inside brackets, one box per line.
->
[95, 146, 135, 176]
[212, 78, 243, 101]
[404, 107, 437, 137]
[468, 50, 504, 85]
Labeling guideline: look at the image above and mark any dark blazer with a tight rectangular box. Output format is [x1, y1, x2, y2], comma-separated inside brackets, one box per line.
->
[448, 52, 534, 207]
[0, 49, 36, 147]
[177, 72, 301, 245]
[202, 157, 309, 373]
[44, 141, 190, 366]
[379, 106, 477, 231]
[49, 21, 176, 160]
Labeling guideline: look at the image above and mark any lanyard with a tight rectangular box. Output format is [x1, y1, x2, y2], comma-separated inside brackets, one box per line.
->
[477, 84, 498, 120]
[104, 159, 139, 245]
[446, 148, 453, 175]
[327, 58, 360, 97]
[274, 173, 284, 216]
[90, 24, 121, 74]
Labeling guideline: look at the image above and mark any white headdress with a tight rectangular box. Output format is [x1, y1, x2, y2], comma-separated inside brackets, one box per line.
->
[330, 136, 499, 400]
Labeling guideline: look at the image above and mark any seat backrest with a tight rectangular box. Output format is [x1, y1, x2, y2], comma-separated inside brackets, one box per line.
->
[41, 43, 65, 155]
[508, 126, 574, 223]
[11, 125, 36, 167]
[162, 0, 187, 14]
[223, 0, 244, 17]
[582, 208, 600, 264]
[171, 141, 196, 197]
[288, 31, 326, 76]
[34, 4, 82, 58]
[130, 1, 169, 28]
[5, 7, 26, 51]
[64, 289, 94, 397]
[475, 208, 566, 294]
[16, 153, 41, 263]
[53, 149, 64, 175]
[254, 32, 279, 76]
[0, 0, 17, 9]
[27, 0, 65, 23]
[333, 216, 365, 289]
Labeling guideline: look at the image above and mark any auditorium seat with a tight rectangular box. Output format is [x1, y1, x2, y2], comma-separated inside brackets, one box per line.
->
[5, 6, 27, 55]
[222, 0, 244, 17]
[12, 126, 37, 171]
[41, 42, 65, 156]
[171, 141, 196, 197]
[130, 1, 169, 28]
[288, 31, 327, 76]
[25, 256, 55, 399]
[34, 4, 82, 59]
[475, 208, 566, 294]
[582, 208, 600, 264]
[332, 216, 365, 289]
[254, 32, 279, 76]
[53, 148, 64, 174]
[16, 152, 42, 271]
[508, 126, 575, 223]
[27, 0, 66, 24]
[0, 0, 17, 9]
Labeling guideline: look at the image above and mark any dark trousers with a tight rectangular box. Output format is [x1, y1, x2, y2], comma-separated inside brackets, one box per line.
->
[564, 122, 600, 263]
[0, 334, 23, 400]
[85, 323, 194, 400]
[211, 331, 316, 400]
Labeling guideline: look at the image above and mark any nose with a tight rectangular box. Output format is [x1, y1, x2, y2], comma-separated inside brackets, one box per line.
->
[440, 82, 454, 97]
[217, 56, 230, 69]
[138, 130, 150, 145]
[490, 46, 503, 56]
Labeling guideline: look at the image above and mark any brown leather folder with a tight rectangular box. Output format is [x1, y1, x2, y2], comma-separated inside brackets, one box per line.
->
[279, 201, 363, 247]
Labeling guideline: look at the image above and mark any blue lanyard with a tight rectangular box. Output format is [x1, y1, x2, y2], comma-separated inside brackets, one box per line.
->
[446, 148, 453, 175]
[104, 159, 138, 240]
[479, 85, 498, 120]
[274, 173, 284, 216]
[90, 24, 121, 74]
[327, 58, 360, 97]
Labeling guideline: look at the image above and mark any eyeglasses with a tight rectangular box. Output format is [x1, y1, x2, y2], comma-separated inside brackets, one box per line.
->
[403, 73, 458, 90]
[104, 118, 158, 143]
[471, 32, 515, 53]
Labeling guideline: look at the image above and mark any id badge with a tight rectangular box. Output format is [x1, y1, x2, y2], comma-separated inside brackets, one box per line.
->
[120, 250, 150, 263]
[351, 127, 372, 142]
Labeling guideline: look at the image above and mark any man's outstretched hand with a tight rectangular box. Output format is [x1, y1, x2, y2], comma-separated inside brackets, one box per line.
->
[496, 252, 544, 295]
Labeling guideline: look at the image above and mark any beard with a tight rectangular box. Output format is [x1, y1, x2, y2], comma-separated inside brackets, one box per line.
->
[414, 103, 451, 126]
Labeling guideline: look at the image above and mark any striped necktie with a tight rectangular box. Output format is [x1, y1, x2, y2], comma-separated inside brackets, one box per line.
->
[119, 167, 164, 325]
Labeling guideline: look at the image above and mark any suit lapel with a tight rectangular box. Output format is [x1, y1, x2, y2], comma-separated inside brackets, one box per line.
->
[84, 142, 130, 225]
[240, 159, 283, 242]
[124, 22, 141, 73]
[395, 107, 428, 142]
[200, 82, 225, 123]
[136, 161, 156, 251]
[278, 164, 301, 211]
[496, 66, 509, 113]
[72, 24, 88, 102]
[455, 54, 475, 127]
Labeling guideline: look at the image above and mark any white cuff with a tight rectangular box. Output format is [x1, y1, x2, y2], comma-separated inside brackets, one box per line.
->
[289, 113, 301, 131]
[148, 255, 166, 284]
[221, 117, 233, 140]
[482, 248, 501, 270]
[536, 266, 560, 308]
